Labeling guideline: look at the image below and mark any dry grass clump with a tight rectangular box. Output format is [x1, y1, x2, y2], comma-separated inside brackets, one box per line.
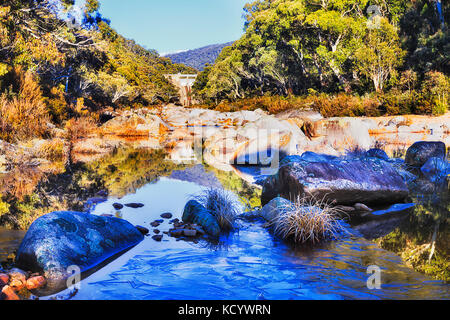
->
[269, 197, 347, 244]
[64, 116, 98, 140]
[193, 188, 239, 232]
[0, 71, 49, 142]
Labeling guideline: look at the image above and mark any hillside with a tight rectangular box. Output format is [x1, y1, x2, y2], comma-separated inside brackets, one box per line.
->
[166, 42, 234, 71]
[0, 0, 195, 143]
[193, 0, 449, 117]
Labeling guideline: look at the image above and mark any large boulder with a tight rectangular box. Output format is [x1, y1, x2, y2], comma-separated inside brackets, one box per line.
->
[262, 157, 409, 206]
[15, 211, 144, 295]
[405, 141, 446, 168]
[182, 200, 220, 237]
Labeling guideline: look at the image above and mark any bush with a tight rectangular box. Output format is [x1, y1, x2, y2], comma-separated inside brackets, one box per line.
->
[0, 70, 49, 142]
[38, 138, 65, 161]
[312, 93, 381, 117]
[64, 116, 98, 141]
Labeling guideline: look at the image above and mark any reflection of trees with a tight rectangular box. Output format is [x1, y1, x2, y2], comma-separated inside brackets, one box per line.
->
[378, 177, 449, 282]
[84, 148, 191, 198]
[0, 148, 191, 229]
[203, 164, 262, 211]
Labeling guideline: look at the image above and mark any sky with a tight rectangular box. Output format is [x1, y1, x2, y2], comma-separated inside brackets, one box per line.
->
[95, 0, 249, 55]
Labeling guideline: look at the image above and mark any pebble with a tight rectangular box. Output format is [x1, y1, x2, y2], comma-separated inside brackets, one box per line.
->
[113, 203, 124, 210]
[169, 229, 184, 237]
[7, 268, 27, 288]
[125, 203, 145, 208]
[101, 214, 114, 217]
[354, 203, 373, 212]
[153, 229, 161, 234]
[183, 229, 197, 237]
[1, 285, 19, 300]
[152, 235, 163, 242]
[161, 212, 173, 219]
[150, 221, 161, 228]
[170, 218, 180, 224]
[135, 225, 149, 235]
[26, 276, 46, 291]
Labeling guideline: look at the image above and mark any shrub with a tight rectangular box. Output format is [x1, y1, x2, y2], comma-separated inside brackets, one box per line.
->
[312, 93, 381, 117]
[0, 199, 9, 218]
[0, 70, 49, 142]
[65, 116, 98, 141]
[38, 138, 65, 161]
[269, 197, 347, 244]
[44, 86, 69, 124]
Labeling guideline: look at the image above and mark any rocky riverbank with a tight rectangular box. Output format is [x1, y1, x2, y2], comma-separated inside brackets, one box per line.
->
[1, 105, 449, 177]
[1, 105, 449, 298]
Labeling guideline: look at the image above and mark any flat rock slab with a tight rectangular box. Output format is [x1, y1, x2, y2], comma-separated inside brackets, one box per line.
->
[262, 157, 409, 206]
[15, 211, 144, 296]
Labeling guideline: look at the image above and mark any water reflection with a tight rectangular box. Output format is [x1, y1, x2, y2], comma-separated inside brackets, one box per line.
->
[45, 172, 448, 300]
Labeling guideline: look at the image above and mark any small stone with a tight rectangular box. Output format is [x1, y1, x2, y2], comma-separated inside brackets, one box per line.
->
[169, 229, 184, 237]
[101, 214, 114, 217]
[150, 221, 161, 228]
[170, 218, 180, 224]
[135, 225, 149, 235]
[125, 203, 145, 209]
[183, 229, 197, 237]
[7, 268, 27, 290]
[334, 205, 356, 213]
[1, 285, 20, 300]
[354, 203, 373, 212]
[113, 203, 124, 210]
[153, 229, 161, 234]
[26, 276, 47, 290]
[155, 219, 164, 223]
[152, 235, 163, 242]
[0, 273, 9, 286]
[161, 212, 173, 219]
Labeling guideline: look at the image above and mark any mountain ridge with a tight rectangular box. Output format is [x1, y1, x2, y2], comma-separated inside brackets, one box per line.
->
[166, 42, 234, 71]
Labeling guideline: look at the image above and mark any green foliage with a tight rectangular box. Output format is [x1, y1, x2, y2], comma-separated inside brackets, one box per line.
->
[194, 0, 449, 117]
[0, 199, 9, 218]
[0, 0, 195, 129]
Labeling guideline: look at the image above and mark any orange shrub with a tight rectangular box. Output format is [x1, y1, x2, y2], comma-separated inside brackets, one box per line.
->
[0, 70, 49, 142]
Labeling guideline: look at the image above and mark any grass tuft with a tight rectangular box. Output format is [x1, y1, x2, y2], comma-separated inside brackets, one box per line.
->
[269, 197, 347, 244]
[193, 188, 239, 232]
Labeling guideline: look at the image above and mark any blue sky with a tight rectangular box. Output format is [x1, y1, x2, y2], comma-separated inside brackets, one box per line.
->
[96, 0, 249, 55]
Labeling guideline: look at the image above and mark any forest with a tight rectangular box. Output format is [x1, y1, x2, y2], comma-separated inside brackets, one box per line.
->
[0, 0, 194, 143]
[193, 0, 449, 117]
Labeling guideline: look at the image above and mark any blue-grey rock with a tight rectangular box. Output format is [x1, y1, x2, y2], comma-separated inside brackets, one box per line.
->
[182, 200, 220, 237]
[15, 211, 144, 295]
[260, 197, 294, 222]
[300, 151, 339, 162]
[365, 148, 389, 160]
[405, 141, 446, 168]
[262, 157, 409, 206]
[421, 157, 449, 179]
